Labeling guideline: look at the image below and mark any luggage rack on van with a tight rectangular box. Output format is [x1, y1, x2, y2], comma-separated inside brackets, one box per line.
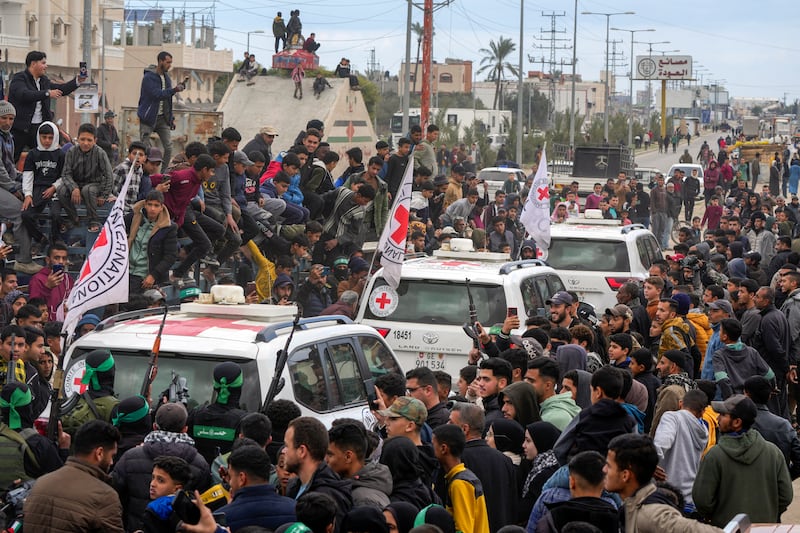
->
[498, 259, 548, 274]
[95, 305, 181, 331]
[255, 315, 354, 342]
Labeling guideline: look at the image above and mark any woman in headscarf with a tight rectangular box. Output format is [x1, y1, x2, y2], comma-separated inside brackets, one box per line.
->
[486, 418, 525, 466]
[380, 436, 439, 509]
[383, 502, 418, 533]
[519, 421, 562, 522]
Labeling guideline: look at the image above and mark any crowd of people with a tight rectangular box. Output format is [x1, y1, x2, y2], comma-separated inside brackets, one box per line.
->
[2, 45, 800, 532]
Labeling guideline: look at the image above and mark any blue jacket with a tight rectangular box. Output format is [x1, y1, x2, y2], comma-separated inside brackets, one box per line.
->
[137, 67, 176, 128]
[218, 483, 296, 532]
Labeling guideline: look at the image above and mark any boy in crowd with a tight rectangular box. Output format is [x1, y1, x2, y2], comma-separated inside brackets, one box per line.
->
[58, 123, 114, 229]
[21, 121, 64, 250]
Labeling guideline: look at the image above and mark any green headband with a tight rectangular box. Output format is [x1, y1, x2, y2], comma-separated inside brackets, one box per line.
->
[81, 353, 115, 391]
[112, 396, 150, 427]
[0, 387, 31, 430]
[213, 373, 243, 404]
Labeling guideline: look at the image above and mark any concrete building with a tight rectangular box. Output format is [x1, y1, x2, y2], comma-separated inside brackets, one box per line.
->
[398, 58, 473, 95]
[0, 0, 126, 130]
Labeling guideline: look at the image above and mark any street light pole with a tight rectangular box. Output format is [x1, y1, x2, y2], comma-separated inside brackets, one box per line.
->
[246, 30, 264, 54]
[611, 28, 654, 148]
[582, 11, 633, 143]
[569, 0, 578, 149]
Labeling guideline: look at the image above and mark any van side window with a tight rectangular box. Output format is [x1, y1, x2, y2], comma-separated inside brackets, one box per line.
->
[288, 345, 336, 412]
[520, 277, 545, 317]
[637, 237, 652, 269]
[326, 340, 365, 406]
[358, 336, 402, 376]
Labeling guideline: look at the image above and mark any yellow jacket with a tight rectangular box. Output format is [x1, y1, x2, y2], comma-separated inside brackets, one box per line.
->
[686, 312, 712, 367]
[444, 463, 489, 533]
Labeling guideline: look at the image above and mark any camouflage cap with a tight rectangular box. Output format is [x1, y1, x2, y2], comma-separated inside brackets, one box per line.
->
[378, 396, 427, 426]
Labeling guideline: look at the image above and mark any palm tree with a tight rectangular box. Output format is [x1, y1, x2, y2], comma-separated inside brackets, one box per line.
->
[478, 37, 518, 110]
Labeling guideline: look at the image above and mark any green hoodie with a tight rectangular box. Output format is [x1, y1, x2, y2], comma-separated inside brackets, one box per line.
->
[693, 429, 792, 526]
[539, 391, 581, 431]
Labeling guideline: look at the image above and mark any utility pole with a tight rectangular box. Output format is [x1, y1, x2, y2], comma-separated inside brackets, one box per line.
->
[581, 11, 633, 142]
[569, 0, 578, 150]
[82, 0, 92, 122]
[402, 0, 412, 135]
[533, 11, 569, 128]
[607, 38, 625, 139]
[612, 27, 655, 149]
[516, 0, 524, 165]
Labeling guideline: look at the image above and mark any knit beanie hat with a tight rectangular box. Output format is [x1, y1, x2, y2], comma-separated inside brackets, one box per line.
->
[0, 101, 16, 117]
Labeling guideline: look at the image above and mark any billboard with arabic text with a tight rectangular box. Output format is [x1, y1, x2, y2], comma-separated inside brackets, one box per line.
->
[635, 55, 693, 81]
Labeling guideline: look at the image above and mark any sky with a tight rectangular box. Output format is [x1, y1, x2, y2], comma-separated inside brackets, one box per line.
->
[198, 0, 796, 101]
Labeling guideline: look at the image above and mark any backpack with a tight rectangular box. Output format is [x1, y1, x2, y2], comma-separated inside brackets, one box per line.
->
[61, 394, 120, 437]
[0, 424, 39, 493]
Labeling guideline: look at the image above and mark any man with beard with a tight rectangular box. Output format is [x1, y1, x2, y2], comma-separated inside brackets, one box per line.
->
[650, 350, 696, 436]
[285, 417, 352, 533]
[25, 420, 123, 531]
[547, 291, 578, 329]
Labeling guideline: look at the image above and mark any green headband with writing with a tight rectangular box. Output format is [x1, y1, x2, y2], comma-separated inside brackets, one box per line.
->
[112, 396, 150, 427]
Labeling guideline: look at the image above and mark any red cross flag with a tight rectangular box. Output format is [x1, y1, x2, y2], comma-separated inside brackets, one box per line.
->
[519, 146, 551, 261]
[62, 164, 134, 336]
[377, 149, 415, 289]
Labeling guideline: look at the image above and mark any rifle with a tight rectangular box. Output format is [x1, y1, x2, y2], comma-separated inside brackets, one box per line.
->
[462, 278, 481, 350]
[46, 333, 68, 444]
[261, 305, 302, 413]
[140, 304, 169, 399]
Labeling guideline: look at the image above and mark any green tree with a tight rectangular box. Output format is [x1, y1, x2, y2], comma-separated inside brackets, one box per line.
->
[477, 37, 518, 110]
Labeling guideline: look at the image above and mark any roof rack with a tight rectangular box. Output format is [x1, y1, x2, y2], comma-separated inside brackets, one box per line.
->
[255, 315, 354, 343]
[498, 259, 547, 274]
[95, 305, 181, 332]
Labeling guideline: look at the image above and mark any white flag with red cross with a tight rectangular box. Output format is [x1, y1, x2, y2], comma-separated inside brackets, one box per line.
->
[377, 152, 415, 289]
[61, 165, 133, 336]
[520, 146, 551, 261]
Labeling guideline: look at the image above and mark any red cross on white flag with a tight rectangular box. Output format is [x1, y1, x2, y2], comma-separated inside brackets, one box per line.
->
[520, 146, 551, 261]
[377, 147, 415, 289]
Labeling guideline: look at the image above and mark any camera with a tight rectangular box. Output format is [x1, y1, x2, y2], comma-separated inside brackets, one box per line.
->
[680, 255, 700, 271]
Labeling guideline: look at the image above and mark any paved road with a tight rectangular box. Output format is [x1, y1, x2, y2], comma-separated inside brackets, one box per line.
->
[634, 129, 723, 174]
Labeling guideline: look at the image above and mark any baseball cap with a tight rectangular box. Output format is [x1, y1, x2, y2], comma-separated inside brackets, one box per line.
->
[605, 304, 633, 320]
[708, 299, 733, 315]
[433, 175, 449, 186]
[666, 253, 685, 262]
[104, 110, 116, 118]
[546, 291, 574, 306]
[440, 226, 458, 236]
[378, 396, 427, 426]
[711, 394, 757, 427]
[260, 125, 279, 136]
[147, 147, 164, 163]
[232, 150, 254, 166]
[348, 257, 369, 274]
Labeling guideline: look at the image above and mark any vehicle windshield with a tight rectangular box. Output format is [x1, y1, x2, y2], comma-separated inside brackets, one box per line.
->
[547, 238, 631, 272]
[364, 278, 508, 326]
[67, 348, 262, 411]
[479, 170, 523, 182]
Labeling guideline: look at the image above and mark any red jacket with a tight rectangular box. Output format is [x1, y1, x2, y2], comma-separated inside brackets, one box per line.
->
[150, 167, 202, 226]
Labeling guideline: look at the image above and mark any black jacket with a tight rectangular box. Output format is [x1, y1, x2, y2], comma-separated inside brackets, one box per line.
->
[187, 402, 248, 464]
[751, 304, 791, 375]
[462, 439, 517, 532]
[482, 394, 504, 436]
[554, 398, 636, 464]
[538, 496, 619, 533]
[242, 134, 273, 164]
[112, 433, 212, 533]
[8, 70, 78, 134]
[754, 404, 800, 479]
[287, 463, 352, 533]
[426, 401, 450, 429]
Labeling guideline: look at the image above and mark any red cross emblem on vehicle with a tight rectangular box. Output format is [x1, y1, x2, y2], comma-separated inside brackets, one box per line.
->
[74, 373, 88, 394]
[375, 292, 392, 309]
